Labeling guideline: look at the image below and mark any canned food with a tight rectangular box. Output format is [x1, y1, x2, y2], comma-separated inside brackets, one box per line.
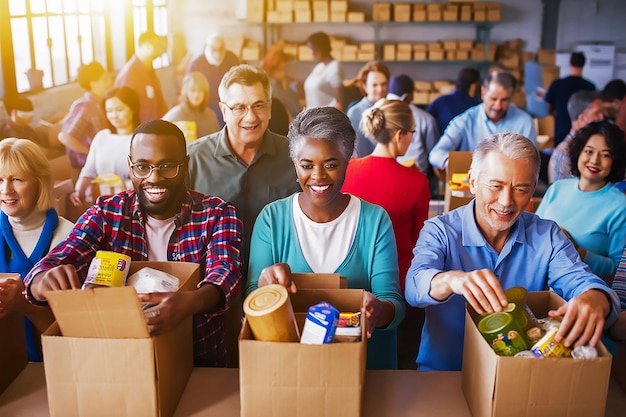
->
[82, 251, 131, 289]
[530, 326, 572, 358]
[243, 284, 300, 342]
[505, 286, 538, 329]
[477, 311, 529, 356]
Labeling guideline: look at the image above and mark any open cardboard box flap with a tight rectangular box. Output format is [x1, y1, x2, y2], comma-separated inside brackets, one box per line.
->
[45, 261, 199, 339]
[291, 272, 347, 289]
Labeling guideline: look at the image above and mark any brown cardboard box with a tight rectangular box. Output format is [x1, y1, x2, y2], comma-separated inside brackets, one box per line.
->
[0, 305, 28, 394]
[42, 261, 199, 417]
[267, 10, 293, 22]
[487, 3, 502, 22]
[462, 291, 612, 417]
[457, 49, 470, 60]
[312, 0, 328, 21]
[473, 2, 487, 21]
[383, 44, 396, 60]
[330, 10, 345, 22]
[393, 3, 411, 22]
[295, 10, 312, 22]
[294, 0, 311, 12]
[330, 0, 348, 13]
[429, 50, 445, 61]
[239, 274, 366, 417]
[276, 0, 294, 11]
[299, 44, 314, 60]
[413, 80, 432, 92]
[241, 43, 261, 61]
[413, 92, 430, 105]
[537, 48, 556, 65]
[460, 4, 472, 21]
[442, 40, 458, 50]
[373, 3, 391, 21]
[443, 5, 459, 22]
[427, 4, 442, 21]
[541, 64, 561, 89]
[246, 0, 266, 22]
[347, 11, 365, 22]
[458, 39, 474, 50]
[413, 3, 427, 21]
[413, 50, 428, 61]
[444, 151, 473, 211]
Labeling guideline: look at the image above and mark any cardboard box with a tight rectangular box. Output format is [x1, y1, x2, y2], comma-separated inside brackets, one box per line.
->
[0, 310, 28, 394]
[330, 0, 348, 13]
[295, 10, 312, 22]
[537, 48, 556, 65]
[276, 0, 294, 12]
[246, 0, 266, 22]
[427, 5, 442, 22]
[294, 0, 311, 12]
[413, 4, 427, 21]
[42, 261, 199, 417]
[267, 10, 293, 22]
[383, 44, 396, 61]
[442, 40, 458, 50]
[413, 50, 427, 61]
[487, 3, 502, 22]
[373, 3, 391, 21]
[393, 3, 411, 22]
[413, 80, 432, 92]
[239, 274, 366, 417]
[458, 39, 474, 50]
[541, 64, 561, 89]
[462, 291, 612, 417]
[457, 49, 470, 60]
[330, 11, 345, 22]
[443, 6, 459, 22]
[460, 4, 472, 21]
[241, 43, 261, 61]
[347, 11, 365, 22]
[413, 92, 429, 105]
[299, 44, 314, 61]
[429, 50, 445, 61]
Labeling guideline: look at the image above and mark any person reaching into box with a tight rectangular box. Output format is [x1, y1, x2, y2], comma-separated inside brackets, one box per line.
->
[23, 119, 243, 367]
[245, 106, 405, 369]
[405, 132, 620, 371]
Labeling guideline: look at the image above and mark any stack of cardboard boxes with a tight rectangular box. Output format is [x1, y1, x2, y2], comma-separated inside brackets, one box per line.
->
[254, 0, 365, 23]
[412, 79, 455, 106]
[382, 39, 494, 63]
[373, 2, 502, 23]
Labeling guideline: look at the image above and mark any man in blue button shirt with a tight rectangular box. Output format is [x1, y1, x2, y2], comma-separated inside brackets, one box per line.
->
[406, 132, 620, 371]
[428, 71, 536, 172]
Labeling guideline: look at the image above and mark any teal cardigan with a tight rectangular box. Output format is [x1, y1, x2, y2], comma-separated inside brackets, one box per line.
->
[246, 194, 405, 369]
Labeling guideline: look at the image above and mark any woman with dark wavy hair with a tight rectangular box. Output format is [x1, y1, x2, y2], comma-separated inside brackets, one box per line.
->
[536, 120, 626, 281]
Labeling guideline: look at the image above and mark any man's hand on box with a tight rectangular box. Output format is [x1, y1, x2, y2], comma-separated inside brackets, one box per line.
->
[549, 289, 609, 348]
[30, 265, 81, 302]
[431, 268, 508, 315]
[258, 263, 297, 293]
[140, 291, 189, 336]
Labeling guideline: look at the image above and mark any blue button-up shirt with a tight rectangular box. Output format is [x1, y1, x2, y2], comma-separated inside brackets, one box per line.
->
[405, 200, 620, 371]
[428, 103, 537, 169]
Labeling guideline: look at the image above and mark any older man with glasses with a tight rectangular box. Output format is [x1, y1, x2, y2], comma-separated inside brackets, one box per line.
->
[186, 64, 301, 366]
[24, 119, 243, 368]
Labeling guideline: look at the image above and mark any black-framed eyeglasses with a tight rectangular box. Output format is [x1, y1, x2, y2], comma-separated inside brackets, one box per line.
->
[128, 159, 184, 179]
[220, 101, 270, 117]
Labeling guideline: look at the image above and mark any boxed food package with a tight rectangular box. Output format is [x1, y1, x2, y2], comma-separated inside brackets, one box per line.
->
[42, 261, 199, 417]
[462, 291, 612, 417]
[0, 308, 28, 394]
[239, 273, 366, 417]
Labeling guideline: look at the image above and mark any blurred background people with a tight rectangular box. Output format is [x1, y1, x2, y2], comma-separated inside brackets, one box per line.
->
[259, 42, 303, 119]
[427, 67, 481, 136]
[162, 71, 220, 141]
[186, 33, 241, 127]
[602, 78, 626, 133]
[347, 61, 390, 157]
[58, 61, 111, 169]
[544, 52, 596, 147]
[0, 138, 74, 361]
[114, 31, 168, 123]
[0, 96, 42, 146]
[70, 87, 140, 206]
[303, 31, 344, 110]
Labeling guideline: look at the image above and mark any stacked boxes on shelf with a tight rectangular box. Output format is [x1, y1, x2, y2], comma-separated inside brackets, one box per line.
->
[413, 79, 455, 106]
[376, 2, 502, 23]
[264, 0, 365, 23]
[382, 39, 494, 62]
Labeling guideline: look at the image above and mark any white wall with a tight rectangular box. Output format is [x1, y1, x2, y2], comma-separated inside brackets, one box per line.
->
[556, 0, 626, 51]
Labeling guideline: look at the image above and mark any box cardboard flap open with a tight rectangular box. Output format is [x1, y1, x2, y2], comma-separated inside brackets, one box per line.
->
[47, 286, 149, 338]
[291, 273, 347, 289]
[46, 261, 199, 339]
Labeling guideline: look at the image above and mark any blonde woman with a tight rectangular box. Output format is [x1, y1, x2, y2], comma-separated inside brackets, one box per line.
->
[163, 71, 220, 140]
[0, 138, 74, 361]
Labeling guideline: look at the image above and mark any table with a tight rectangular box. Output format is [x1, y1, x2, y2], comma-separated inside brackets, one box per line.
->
[1, 364, 625, 416]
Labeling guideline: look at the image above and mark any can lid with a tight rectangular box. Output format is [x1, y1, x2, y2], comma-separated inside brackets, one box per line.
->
[505, 286, 527, 304]
[477, 312, 512, 333]
[243, 284, 289, 317]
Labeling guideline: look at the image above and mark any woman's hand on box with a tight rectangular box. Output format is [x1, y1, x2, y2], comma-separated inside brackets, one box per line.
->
[362, 291, 394, 339]
[258, 263, 297, 293]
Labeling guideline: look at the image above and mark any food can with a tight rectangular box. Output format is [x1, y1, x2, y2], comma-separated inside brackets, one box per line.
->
[477, 311, 529, 356]
[243, 284, 300, 342]
[82, 251, 131, 289]
[505, 286, 537, 330]
[531, 326, 572, 358]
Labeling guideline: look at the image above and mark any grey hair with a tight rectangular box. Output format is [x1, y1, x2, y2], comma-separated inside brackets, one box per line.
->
[470, 132, 540, 182]
[567, 90, 602, 121]
[218, 64, 272, 102]
[287, 107, 355, 161]
[482, 70, 517, 91]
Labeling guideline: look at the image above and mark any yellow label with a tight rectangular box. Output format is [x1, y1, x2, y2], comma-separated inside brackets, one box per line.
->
[84, 251, 131, 288]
